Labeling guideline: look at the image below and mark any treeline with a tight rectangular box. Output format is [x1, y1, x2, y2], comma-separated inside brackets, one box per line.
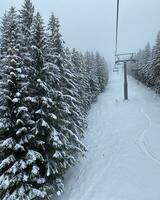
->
[129, 31, 160, 93]
[0, 0, 108, 199]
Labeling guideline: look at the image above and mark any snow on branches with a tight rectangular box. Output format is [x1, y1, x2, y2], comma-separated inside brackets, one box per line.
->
[0, 1, 109, 199]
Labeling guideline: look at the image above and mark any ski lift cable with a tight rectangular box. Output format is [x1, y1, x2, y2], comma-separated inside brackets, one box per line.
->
[115, 0, 120, 56]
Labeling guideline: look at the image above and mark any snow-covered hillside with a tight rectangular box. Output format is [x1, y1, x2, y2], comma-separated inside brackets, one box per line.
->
[58, 71, 160, 200]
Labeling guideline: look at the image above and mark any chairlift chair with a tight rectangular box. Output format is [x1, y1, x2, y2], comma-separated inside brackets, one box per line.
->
[113, 66, 119, 72]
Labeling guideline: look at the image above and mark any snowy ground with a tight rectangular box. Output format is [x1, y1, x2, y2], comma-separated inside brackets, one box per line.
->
[57, 71, 160, 200]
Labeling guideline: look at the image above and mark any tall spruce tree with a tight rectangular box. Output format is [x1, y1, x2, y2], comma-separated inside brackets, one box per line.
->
[23, 12, 65, 199]
[46, 15, 86, 197]
[141, 43, 152, 86]
[84, 51, 94, 105]
[19, 0, 34, 45]
[0, 7, 46, 200]
[85, 52, 100, 101]
[0, 12, 9, 81]
[19, 0, 34, 78]
[95, 51, 108, 92]
[151, 32, 160, 92]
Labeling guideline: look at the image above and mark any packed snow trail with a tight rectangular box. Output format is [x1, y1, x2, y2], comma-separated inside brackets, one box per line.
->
[57, 71, 160, 200]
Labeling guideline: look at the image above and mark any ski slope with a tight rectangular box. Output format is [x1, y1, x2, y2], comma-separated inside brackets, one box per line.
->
[58, 71, 160, 200]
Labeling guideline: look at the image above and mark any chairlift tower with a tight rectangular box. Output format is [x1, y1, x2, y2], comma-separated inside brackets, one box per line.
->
[115, 0, 136, 100]
[115, 53, 136, 100]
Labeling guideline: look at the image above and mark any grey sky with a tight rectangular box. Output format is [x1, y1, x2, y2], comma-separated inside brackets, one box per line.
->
[0, 0, 160, 66]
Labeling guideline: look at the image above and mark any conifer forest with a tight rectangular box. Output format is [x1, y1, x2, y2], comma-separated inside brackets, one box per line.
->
[0, 1, 108, 199]
[1, 0, 160, 200]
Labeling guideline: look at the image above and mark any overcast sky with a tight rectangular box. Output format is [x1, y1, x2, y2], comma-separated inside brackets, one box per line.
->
[0, 0, 160, 66]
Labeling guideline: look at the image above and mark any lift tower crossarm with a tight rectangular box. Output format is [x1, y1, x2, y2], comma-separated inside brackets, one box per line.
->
[115, 53, 136, 56]
[115, 53, 136, 100]
[115, 58, 136, 65]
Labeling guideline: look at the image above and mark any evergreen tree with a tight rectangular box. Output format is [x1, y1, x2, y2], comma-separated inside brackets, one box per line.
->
[142, 43, 152, 86]
[84, 51, 94, 105]
[130, 49, 144, 81]
[71, 49, 87, 110]
[95, 51, 108, 92]
[130, 34, 160, 91]
[23, 12, 64, 199]
[143, 43, 151, 65]
[151, 32, 160, 92]
[84, 52, 100, 102]
[46, 15, 87, 197]
[0, 12, 10, 55]
[0, 11, 9, 81]
[19, 0, 34, 78]
[0, 7, 46, 200]
[45, 13, 61, 89]
[78, 52, 93, 110]
[19, 0, 34, 45]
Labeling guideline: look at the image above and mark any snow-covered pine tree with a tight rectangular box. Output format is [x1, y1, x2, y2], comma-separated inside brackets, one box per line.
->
[49, 15, 87, 147]
[84, 52, 100, 102]
[71, 49, 88, 110]
[101, 56, 109, 87]
[47, 14, 86, 141]
[45, 13, 61, 89]
[64, 49, 87, 136]
[84, 51, 94, 105]
[45, 14, 86, 197]
[95, 51, 108, 92]
[77, 51, 93, 110]
[150, 32, 160, 92]
[0, 12, 9, 55]
[18, 11, 67, 199]
[137, 49, 146, 82]
[66, 47, 89, 101]
[0, 7, 46, 200]
[19, 0, 34, 44]
[141, 43, 152, 86]
[130, 40, 156, 89]
[91, 52, 101, 99]
[19, 0, 34, 78]
[44, 13, 67, 197]
[143, 43, 151, 65]
[147, 45, 157, 87]
[130, 49, 144, 81]
[65, 47, 72, 64]
[0, 11, 11, 81]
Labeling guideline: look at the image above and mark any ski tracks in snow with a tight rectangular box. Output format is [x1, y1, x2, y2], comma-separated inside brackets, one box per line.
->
[137, 100, 160, 166]
[58, 73, 160, 200]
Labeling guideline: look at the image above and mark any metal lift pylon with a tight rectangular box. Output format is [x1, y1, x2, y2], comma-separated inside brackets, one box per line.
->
[115, 0, 136, 100]
[115, 53, 136, 100]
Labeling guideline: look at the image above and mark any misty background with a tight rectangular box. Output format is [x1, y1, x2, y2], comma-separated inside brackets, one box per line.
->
[0, 0, 160, 67]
